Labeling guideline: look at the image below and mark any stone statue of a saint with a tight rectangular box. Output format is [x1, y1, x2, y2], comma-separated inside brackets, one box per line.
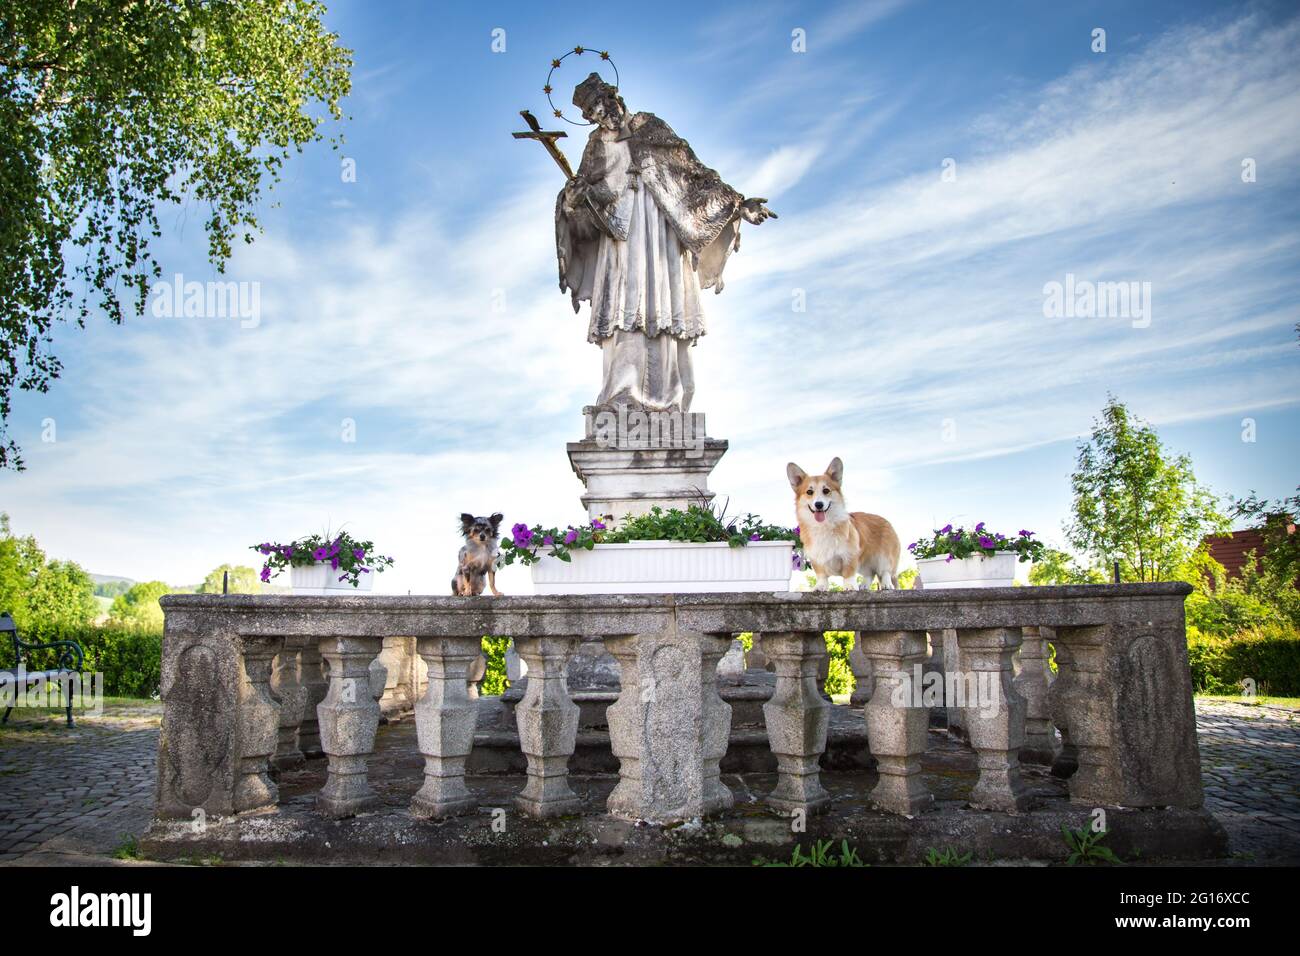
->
[555, 73, 775, 412]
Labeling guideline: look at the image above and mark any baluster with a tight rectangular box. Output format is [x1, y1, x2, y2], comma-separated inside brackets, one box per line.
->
[859, 630, 932, 815]
[316, 636, 384, 817]
[271, 636, 308, 770]
[1016, 626, 1059, 765]
[297, 638, 327, 758]
[235, 636, 284, 812]
[410, 636, 482, 818]
[848, 634, 873, 706]
[1047, 626, 1116, 802]
[762, 632, 830, 814]
[513, 636, 582, 817]
[955, 627, 1030, 812]
[940, 627, 965, 738]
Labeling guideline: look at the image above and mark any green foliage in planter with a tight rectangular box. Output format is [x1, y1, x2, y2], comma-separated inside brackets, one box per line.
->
[602, 505, 798, 548]
[499, 504, 799, 567]
[909, 523, 1045, 563]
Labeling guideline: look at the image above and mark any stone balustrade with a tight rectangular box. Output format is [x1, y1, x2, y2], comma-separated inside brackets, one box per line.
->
[154, 584, 1202, 827]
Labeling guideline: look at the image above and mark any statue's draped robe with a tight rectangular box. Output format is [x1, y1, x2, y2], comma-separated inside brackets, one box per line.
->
[556, 112, 744, 411]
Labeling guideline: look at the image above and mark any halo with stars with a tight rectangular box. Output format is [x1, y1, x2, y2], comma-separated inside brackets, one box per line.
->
[543, 46, 619, 127]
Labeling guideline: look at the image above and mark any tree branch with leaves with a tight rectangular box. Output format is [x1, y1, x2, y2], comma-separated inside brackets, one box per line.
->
[0, 0, 352, 468]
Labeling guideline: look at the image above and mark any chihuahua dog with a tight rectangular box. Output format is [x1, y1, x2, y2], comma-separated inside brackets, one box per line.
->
[787, 457, 900, 591]
[452, 513, 504, 596]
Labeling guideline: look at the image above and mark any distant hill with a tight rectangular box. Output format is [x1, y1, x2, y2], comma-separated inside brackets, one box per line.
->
[89, 573, 135, 585]
[90, 574, 135, 600]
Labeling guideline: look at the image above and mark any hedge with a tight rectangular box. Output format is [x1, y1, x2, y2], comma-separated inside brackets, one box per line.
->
[2, 625, 162, 699]
[1186, 624, 1300, 697]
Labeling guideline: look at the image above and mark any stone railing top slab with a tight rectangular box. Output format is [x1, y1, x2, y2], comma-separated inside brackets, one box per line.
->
[160, 584, 1190, 639]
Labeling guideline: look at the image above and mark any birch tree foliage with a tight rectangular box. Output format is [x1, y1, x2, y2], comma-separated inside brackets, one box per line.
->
[0, 0, 352, 468]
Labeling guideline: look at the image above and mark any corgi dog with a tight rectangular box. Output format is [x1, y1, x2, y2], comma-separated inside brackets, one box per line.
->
[787, 457, 900, 591]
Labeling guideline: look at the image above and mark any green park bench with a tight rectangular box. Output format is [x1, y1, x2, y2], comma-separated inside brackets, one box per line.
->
[1, 612, 85, 727]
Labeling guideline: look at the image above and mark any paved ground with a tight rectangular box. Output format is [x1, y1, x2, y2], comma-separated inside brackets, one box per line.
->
[1194, 698, 1300, 864]
[0, 697, 1296, 865]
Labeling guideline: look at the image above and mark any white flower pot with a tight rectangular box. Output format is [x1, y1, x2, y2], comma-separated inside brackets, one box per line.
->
[530, 540, 796, 595]
[915, 552, 1021, 589]
[289, 562, 376, 596]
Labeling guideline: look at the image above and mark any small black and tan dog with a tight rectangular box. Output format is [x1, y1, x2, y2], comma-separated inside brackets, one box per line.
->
[452, 513, 504, 596]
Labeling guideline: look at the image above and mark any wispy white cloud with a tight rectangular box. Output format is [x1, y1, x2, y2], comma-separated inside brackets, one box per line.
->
[2, 7, 1297, 589]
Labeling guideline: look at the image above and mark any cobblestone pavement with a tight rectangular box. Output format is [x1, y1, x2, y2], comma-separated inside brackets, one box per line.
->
[1194, 697, 1300, 864]
[0, 701, 160, 864]
[0, 697, 1296, 864]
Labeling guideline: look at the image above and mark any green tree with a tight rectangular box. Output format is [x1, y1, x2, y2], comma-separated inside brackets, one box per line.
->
[1028, 548, 1107, 585]
[109, 580, 172, 631]
[1232, 486, 1300, 584]
[26, 558, 97, 635]
[0, 0, 352, 468]
[1066, 396, 1225, 582]
[0, 513, 96, 637]
[198, 563, 262, 594]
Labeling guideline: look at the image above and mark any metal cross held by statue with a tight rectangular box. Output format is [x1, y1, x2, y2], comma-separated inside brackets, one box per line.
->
[512, 110, 575, 180]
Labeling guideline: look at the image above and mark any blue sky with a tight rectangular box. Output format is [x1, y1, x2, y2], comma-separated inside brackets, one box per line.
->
[2, 0, 1298, 593]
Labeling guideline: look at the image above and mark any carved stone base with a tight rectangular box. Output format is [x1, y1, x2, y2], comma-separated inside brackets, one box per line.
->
[567, 404, 728, 523]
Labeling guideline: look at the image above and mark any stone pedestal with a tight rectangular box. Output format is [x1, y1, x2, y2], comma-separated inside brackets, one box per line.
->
[604, 626, 734, 823]
[566, 404, 728, 522]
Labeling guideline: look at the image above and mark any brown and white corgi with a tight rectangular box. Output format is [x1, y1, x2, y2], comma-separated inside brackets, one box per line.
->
[787, 457, 900, 591]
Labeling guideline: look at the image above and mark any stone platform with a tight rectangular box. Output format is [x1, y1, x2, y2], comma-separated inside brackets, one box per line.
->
[141, 717, 1227, 865]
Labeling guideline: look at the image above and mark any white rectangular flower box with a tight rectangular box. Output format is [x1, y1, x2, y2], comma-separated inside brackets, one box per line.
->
[915, 552, 1021, 589]
[290, 562, 375, 596]
[530, 540, 795, 595]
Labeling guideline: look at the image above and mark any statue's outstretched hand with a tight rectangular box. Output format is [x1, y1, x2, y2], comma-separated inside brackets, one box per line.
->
[740, 197, 777, 224]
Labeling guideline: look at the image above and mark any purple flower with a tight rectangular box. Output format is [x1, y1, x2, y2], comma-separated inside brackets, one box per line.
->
[591, 519, 606, 531]
[946, 553, 956, 563]
[312, 547, 328, 561]
[511, 523, 534, 548]
[331, 557, 341, 570]
[258, 544, 272, 555]
[353, 549, 365, 561]
[543, 534, 555, 547]
[563, 528, 578, 545]
[750, 532, 761, 541]
[338, 574, 348, 582]
[792, 526, 800, 535]
[996, 533, 1006, 541]
[1019, 529, 1033, 538]
[940, 524, 952, 534]
[260, 566, 271, 583]
[978, 535, 996, 548]
[792, 552, 805, 570]
[280, 546, 294, 558]
[975, 521, 986, 532]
